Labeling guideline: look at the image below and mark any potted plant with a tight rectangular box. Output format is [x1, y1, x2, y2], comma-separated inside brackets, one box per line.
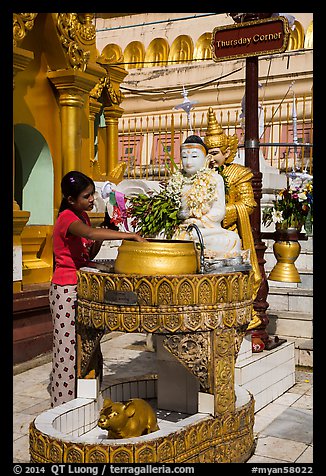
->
[262, 172, 313, 282]
[262, 173, 313, 232]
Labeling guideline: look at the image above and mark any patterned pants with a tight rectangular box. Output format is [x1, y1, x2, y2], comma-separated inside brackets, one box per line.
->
[49, 283, 77, 408]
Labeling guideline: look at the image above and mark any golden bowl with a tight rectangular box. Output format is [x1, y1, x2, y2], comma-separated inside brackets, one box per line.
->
[114, 238, 199, 275]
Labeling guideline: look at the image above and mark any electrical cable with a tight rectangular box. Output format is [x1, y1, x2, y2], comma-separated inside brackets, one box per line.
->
[261, 80, 296, 137]
[120, 65, 244, 96]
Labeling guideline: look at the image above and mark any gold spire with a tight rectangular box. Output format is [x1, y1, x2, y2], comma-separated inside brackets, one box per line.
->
[204, 107, 239, 164]
[204, 107, 229, 150]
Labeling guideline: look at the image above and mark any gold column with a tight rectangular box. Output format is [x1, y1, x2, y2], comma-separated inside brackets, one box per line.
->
[13, 211, 30, 293]
[88, 97, 103, 179]
[94, 62, 128, 177]
[13, 46, 34, 211]
[103, 105, 124, 174]
[59, 92, 84, 174]
[13, 46, 34, 292]
[47, 70, 100, 177]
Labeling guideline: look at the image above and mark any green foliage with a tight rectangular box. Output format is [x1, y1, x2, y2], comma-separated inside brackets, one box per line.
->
[128, 189, 182, 239]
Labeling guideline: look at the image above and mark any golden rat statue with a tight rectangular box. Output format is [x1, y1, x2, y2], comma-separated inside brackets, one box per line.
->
[98, 398, 159, 438]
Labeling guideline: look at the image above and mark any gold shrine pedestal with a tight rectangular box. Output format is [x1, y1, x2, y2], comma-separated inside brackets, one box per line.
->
[268, 227, 302, 283]
[30, 265, 256, 463]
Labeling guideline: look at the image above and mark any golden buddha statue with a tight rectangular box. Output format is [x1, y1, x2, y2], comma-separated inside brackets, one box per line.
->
[204, 107, 261, 330]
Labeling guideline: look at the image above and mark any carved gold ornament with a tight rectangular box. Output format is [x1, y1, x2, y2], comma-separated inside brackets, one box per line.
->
[76, 13, 96, 44]
[77, 270, 254, 334]
[90, 75, 124, 105]
[56, 13, 90, 71]
[13, 13, 38, 47]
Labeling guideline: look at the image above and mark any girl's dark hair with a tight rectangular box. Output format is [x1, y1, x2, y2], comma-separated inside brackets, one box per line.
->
[58, 170, 95, 214]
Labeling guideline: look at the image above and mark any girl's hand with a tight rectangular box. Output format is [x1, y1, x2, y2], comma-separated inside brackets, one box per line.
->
[132, 233, 147, 242]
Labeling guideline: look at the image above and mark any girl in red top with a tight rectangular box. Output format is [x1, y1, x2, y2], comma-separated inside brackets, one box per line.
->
[50, 170, 145, 407]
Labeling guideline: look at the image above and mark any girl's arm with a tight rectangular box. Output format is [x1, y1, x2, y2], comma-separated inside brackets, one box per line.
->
[89, 240, 103, 260]
[68, 219, 146, 242]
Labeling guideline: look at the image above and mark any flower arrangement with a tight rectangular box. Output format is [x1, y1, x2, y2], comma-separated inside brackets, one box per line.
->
[127, 185, 182, 239]
[127, 167, 222, 238]
[262, 173, 313, 232]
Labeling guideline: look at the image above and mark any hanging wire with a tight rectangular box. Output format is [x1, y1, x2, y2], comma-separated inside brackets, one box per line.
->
[120, 66, 244, 97]
[260, 80, 296, 138]
[259, 57, 273, 139]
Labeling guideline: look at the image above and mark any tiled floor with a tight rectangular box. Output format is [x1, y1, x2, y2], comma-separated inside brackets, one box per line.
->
[13, 332, 313, 464]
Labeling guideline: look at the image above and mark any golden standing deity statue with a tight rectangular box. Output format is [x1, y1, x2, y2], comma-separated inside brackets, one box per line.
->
[204, 107, 261, 330]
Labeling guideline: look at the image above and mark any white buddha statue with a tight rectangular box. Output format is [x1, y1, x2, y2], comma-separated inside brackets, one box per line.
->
[172, 135, 242, 259]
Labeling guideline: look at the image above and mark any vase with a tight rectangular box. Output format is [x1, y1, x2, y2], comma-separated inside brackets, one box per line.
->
[268, 225, 302, 283]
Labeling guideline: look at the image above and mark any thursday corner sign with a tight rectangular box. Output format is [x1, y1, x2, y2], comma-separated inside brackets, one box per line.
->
[211, 16, 290, 62]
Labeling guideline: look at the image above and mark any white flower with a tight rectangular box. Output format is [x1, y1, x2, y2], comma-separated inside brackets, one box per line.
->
[272, 210, 283, 223]
[297, 192, 307, 201]
[167, 168, 219, 221]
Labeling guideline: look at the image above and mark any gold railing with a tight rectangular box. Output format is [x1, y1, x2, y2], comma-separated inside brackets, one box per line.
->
[115, 94, 313, 181]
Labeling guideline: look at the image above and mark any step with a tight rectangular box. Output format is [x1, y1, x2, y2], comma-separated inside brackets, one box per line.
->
[267, 286, 313, 314]
[295, 338, 313, 368]
[265, 336, 313, 368]
[267, 310, 312, 340]
[267, 310, 313, 368]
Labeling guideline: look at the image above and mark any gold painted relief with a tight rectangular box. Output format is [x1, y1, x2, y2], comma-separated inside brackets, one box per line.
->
[223, 308, 236, 328]
[121, 310, 140, 332]
[183, 309, 202, 331]
[48, 441, 63, 462]
[86, 446, 109, 463]
[156, 438, 174, 462]
[140, 313, 160, 333]
[135, 443, 157, 463]
[198, 279, 213, 304]
[91, 275, 101, 301]
[104, 276, 116, 293]
[90, 75, 124, 106]
[194, 32, 212, 60]
[177, 280, 195, 305]
[157, 279, 174, 305]
[91, 308, 105, 329]
[162, 313, 182, 332]
[76, 270, 254, 335]
[110, 446, 133, 463]
[104, 309, 120, 331]
[174, 432, 187, 459]
[98, 44, 123, 64]
[162, 333, 211, 390]
[64, 444, 84, 463]
[213, 329, 235, 414]
[124, 41, 145, 69]
[136, 279, 152, 305]
[230, 275, 240, 301]
[216, 277, 228, 302]
[79, 274, 90, 300]
[119, 277, 133, 292]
